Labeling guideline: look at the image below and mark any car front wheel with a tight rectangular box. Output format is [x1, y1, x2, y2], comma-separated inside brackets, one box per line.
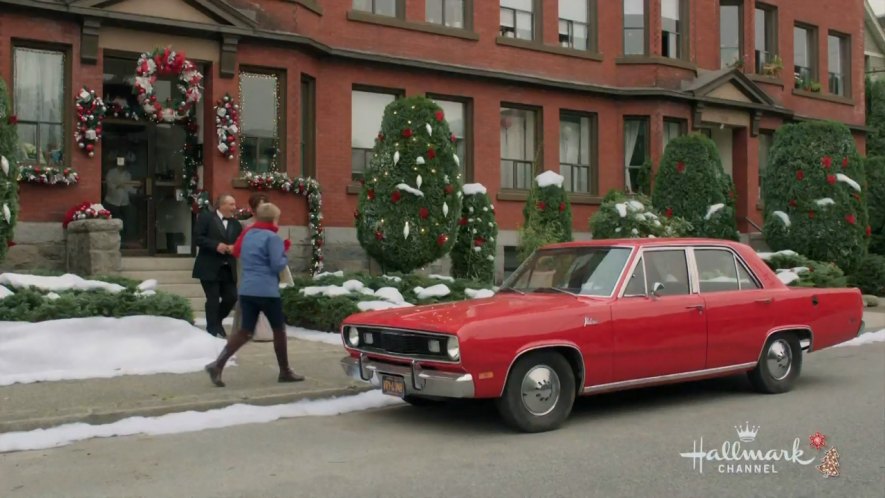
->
[495, 351, 576, 433]
[748, 334, 802, 394]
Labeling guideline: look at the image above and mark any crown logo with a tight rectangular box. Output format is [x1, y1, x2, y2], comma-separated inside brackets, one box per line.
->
[734, 421, 760, 442]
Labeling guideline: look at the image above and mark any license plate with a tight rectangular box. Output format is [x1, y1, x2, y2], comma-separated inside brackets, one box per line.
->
[381, 374, 406, 398]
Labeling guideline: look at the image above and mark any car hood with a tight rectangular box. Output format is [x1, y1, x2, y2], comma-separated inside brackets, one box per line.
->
[343, 293, 608, 334]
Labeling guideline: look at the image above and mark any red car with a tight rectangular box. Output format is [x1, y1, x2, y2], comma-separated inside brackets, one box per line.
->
[340, 239, 865, 432]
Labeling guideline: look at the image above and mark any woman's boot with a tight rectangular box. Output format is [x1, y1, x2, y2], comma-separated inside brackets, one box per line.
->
[205, 329, 251, 387]
[273, 328, 305, 383]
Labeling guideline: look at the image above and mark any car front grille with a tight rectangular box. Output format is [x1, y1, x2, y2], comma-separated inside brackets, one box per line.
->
[356, 327, 451, 361]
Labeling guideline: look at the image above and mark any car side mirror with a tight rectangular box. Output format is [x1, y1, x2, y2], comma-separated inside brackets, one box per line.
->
[651, 282, 665, 298]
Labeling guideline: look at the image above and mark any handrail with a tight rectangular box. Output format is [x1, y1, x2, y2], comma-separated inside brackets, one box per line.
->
[744, 217, 763, 232]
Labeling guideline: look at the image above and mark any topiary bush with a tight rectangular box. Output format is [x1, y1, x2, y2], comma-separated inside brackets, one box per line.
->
[848, 253, 885, 296]
[451, 183, 498, 284]
[0, 76, 20, 263]
[0, 287, 193, 322]
[761, 120, 869, 273]
[651, 133, 739, 240]
[590, 190, 693, 239]
[867, 78, 885, 157]
[354, 96, 463, 273]
[517, 219, 565, 263]
[760, 250, 848, 288]
[866, 156, 885, 255]
[523, 170, 572, 242]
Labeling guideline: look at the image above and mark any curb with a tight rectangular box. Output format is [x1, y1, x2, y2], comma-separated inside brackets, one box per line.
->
[0, 384, 376, 434]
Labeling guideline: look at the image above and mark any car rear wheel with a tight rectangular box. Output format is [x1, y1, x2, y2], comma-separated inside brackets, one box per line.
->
[748, 334, 802, 394]
[495, 351, 576, 433]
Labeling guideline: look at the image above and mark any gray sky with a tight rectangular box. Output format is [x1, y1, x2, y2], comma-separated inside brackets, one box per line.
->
[874, 0, 885, 15]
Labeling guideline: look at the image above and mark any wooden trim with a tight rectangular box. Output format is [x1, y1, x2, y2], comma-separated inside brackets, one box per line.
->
[425, 92, 473, 183]
[791, 89, 855, 106]
[238, 66, 287, 174]
[285, 0, 322, 16]
[615, 54, 697, 72]
[220, 35, 238, 78]
[300, 73, 316, 178]
[347, 7, 479, 40]
[747, 73, 784, 88]
[567, 194, 602, 205]
[496, 36, 603, 61]
[10, 40, 72, 168]
[496, 189, 530, 201]
[559, 109, 599, 196]
[80, 17, 101, 64]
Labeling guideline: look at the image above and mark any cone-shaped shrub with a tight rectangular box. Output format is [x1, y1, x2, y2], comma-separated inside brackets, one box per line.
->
[651, 133, 739, 240]
[866, 156, 885, 256]
[761, 121, 868, 272]
[590, 190, 693, 239]
[354, 96, 463, 273]
[451, 183, 498, 284]
[523, 170, 573, 241]
[0, 77, 19, 263]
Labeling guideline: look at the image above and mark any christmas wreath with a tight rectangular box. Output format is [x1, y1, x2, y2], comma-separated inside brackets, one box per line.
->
[19, 165, 79, 185]
[63, 201, 111, 228]
[240, 171, 325, 275]
[75, 87, 107, 158]
[134, 47, 203, 123]
[215, 93, 240, 159]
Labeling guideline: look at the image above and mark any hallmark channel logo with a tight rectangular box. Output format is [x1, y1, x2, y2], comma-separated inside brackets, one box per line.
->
[679, 422, 817, 475]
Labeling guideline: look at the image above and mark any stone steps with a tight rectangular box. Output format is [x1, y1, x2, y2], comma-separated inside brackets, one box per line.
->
[120, 257, 204, 314]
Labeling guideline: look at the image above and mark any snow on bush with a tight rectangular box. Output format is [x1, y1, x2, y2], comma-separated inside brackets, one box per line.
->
[758, 251, 847, 288]
[590, 190, 692, 239]
[0, 273, 126, 293]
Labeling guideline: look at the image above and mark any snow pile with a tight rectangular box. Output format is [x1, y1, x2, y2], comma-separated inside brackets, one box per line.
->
[429, 274, 455, 283]
[772, 211, 791, 227]
[535, 170, 565, 188]
[705, 203, 725, 220]
[0, 316, 226, 386]
[466, 288, 495, 299]
[381, 275, 402, 283]
[815, 198, 835, 207]
[834, 329, 885, 348]
[757, 249, 798, 261]
[374, 287, 405, 304]
[0, 273, 126, 294]
[462, 183, 488, 196]
[774, 267, 808, 285]
[0, 390, 402, 453]
[0, 284, 13, 300]
[301, 285, 352, 297]
[615, 203, 628, 218]
[414, 284, 451, 299]
[313, 271, 344, 280]
[357, 301, 413, 312]
[286, 325, 343, 345]
[836, 174, 861, 192]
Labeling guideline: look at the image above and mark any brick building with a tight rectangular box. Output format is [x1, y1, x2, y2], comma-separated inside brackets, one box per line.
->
[0, 0, 868, 280]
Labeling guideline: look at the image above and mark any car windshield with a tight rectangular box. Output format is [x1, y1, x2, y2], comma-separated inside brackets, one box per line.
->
[501, 247, 632, 297]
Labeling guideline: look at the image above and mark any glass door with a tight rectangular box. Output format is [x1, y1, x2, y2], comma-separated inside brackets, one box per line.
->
[152, 124, 194, 255]
[102, 122, 153, 254]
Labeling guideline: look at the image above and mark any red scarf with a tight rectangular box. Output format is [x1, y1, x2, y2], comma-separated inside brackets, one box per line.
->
[232, 222, 290, 258]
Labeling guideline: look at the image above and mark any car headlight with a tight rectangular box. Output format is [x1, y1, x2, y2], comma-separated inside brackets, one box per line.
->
[446, 335, 460, 361]
[347, 326, 359, 347]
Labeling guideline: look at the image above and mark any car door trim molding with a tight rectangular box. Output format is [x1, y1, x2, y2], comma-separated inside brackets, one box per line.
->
[582, 362, 757, 395]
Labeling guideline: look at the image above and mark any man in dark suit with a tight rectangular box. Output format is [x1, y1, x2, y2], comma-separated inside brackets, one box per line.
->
[193, 193, 243, 337]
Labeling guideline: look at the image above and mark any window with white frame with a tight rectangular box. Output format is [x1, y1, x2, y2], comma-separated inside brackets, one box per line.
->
[559, 0, 590, 51]
[427, 0, 465, 28]
[13, 47, 65, 166]
[560, 112, 594, 193]
[623, 0, 646, 55]
[500, 106, 537, 190]
[353, 0, 397, 17]
[239, 71, 283, 173]
[351, 89, 396, 181]
[500, 0, 534, 40]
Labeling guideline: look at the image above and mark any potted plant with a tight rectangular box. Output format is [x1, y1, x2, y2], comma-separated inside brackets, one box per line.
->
[762, 55, 783, 77]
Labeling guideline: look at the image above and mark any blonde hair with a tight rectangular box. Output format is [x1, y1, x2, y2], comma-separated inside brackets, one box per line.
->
[256, 203, 281, 223]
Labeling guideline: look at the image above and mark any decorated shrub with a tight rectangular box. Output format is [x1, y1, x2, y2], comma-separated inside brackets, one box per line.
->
[517, 220, 565, 263]
[761, 121, 869, 273]
[0, 286, 193, 322]
[354, 96, 463, 273]
[866, 156, 885, 255]
[0, 77, 19, 263]
[651, 133, 739, 240]
[866, 78, 885, 157]
[523, 170, 573, 242]
[451, 183, 498, 284]
[848, 254, 885, 296]
[760, 250, 848, 288]
[590, 190, 693, 239]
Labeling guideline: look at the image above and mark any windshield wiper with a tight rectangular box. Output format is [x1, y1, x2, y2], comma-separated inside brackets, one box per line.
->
[497, 286, 525, 295]
[532, 287, 579, 298]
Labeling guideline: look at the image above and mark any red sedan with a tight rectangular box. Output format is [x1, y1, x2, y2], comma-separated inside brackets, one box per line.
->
[340, 239, 865, 432]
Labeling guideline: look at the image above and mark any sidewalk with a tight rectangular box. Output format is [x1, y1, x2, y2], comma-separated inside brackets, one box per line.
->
[0, 336, 369, 433]
[864, 306, 885, 332]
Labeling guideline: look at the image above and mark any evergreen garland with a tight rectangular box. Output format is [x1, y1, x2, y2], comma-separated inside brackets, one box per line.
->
[354, 96, 463, 273]
[0, 77, 19, 262]
[652, 133, 739, 240]
[761, 121, 868, 272]
[451, 183, 497, 284]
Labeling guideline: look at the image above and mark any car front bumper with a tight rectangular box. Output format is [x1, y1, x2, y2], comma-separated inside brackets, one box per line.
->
[341, 354, 475, 398]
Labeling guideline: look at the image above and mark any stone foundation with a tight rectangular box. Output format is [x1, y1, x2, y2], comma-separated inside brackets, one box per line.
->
[65, 219, 123, 276]
[0, 222, 66, 272]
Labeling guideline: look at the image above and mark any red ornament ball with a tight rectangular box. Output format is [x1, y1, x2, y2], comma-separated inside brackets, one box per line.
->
[435, 110, 444, 122]
[788, 199, 798, 208]
[821, 155, 832, 169]
[845, 214, 857, 225]
[458, 217, 468, 226]
[676, 162, 686, 173]
[559, 202, 566, 212]
[436, 234, 449, 246]
[444, 184, 454, 195]
[402, 128, 413, 138]
[536, 201, 546, 211]
[665, 208, 673, 218]
[474, 237, 485, 246]
[377, 132, 385, 142]
[419, 207, 429, 219]
[796, 170, 805, 181]
[85, 144, 94, 152]
[391, 191, 402, 203]
[427, 148, 436, 160]
[808, 210, 815, 219]
[842, 156, 849, 168]
[375, 231, 384, 241]
[367, 189, 375, 200]
[826, 174, 836, 185]
[450, 134, 457, 143]
[866, 225, 873, 237]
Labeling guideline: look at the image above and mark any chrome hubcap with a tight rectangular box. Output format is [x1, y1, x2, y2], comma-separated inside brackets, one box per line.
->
[520, 365, 561, 416]
[766, 339, 793, 381]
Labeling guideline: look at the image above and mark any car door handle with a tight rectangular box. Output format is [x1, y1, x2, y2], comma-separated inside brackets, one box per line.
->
[755, 298, 773, 304]
[685, 305, 704, 312]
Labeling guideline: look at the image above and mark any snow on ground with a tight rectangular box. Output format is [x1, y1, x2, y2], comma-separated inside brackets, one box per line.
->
[834, 329, 885, 348]
[0, 390, 402, 453]
[0, 273, 126, 294]
[286, 325, 343, 345]
[0, 316, 226, 386]
[193, 316, 234, 328]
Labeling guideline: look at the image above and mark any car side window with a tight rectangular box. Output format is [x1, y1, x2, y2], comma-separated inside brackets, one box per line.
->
[624, 257, 646, 296]
[644, 250, 690, 296]
[737, 260, 761, 289]
[695, 249, 740, 293]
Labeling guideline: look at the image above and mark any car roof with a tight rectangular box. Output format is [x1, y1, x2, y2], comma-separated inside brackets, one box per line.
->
[543, 238, 746, 250]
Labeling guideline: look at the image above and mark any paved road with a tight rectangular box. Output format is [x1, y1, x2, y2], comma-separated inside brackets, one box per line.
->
[2, 343, 883, 498]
